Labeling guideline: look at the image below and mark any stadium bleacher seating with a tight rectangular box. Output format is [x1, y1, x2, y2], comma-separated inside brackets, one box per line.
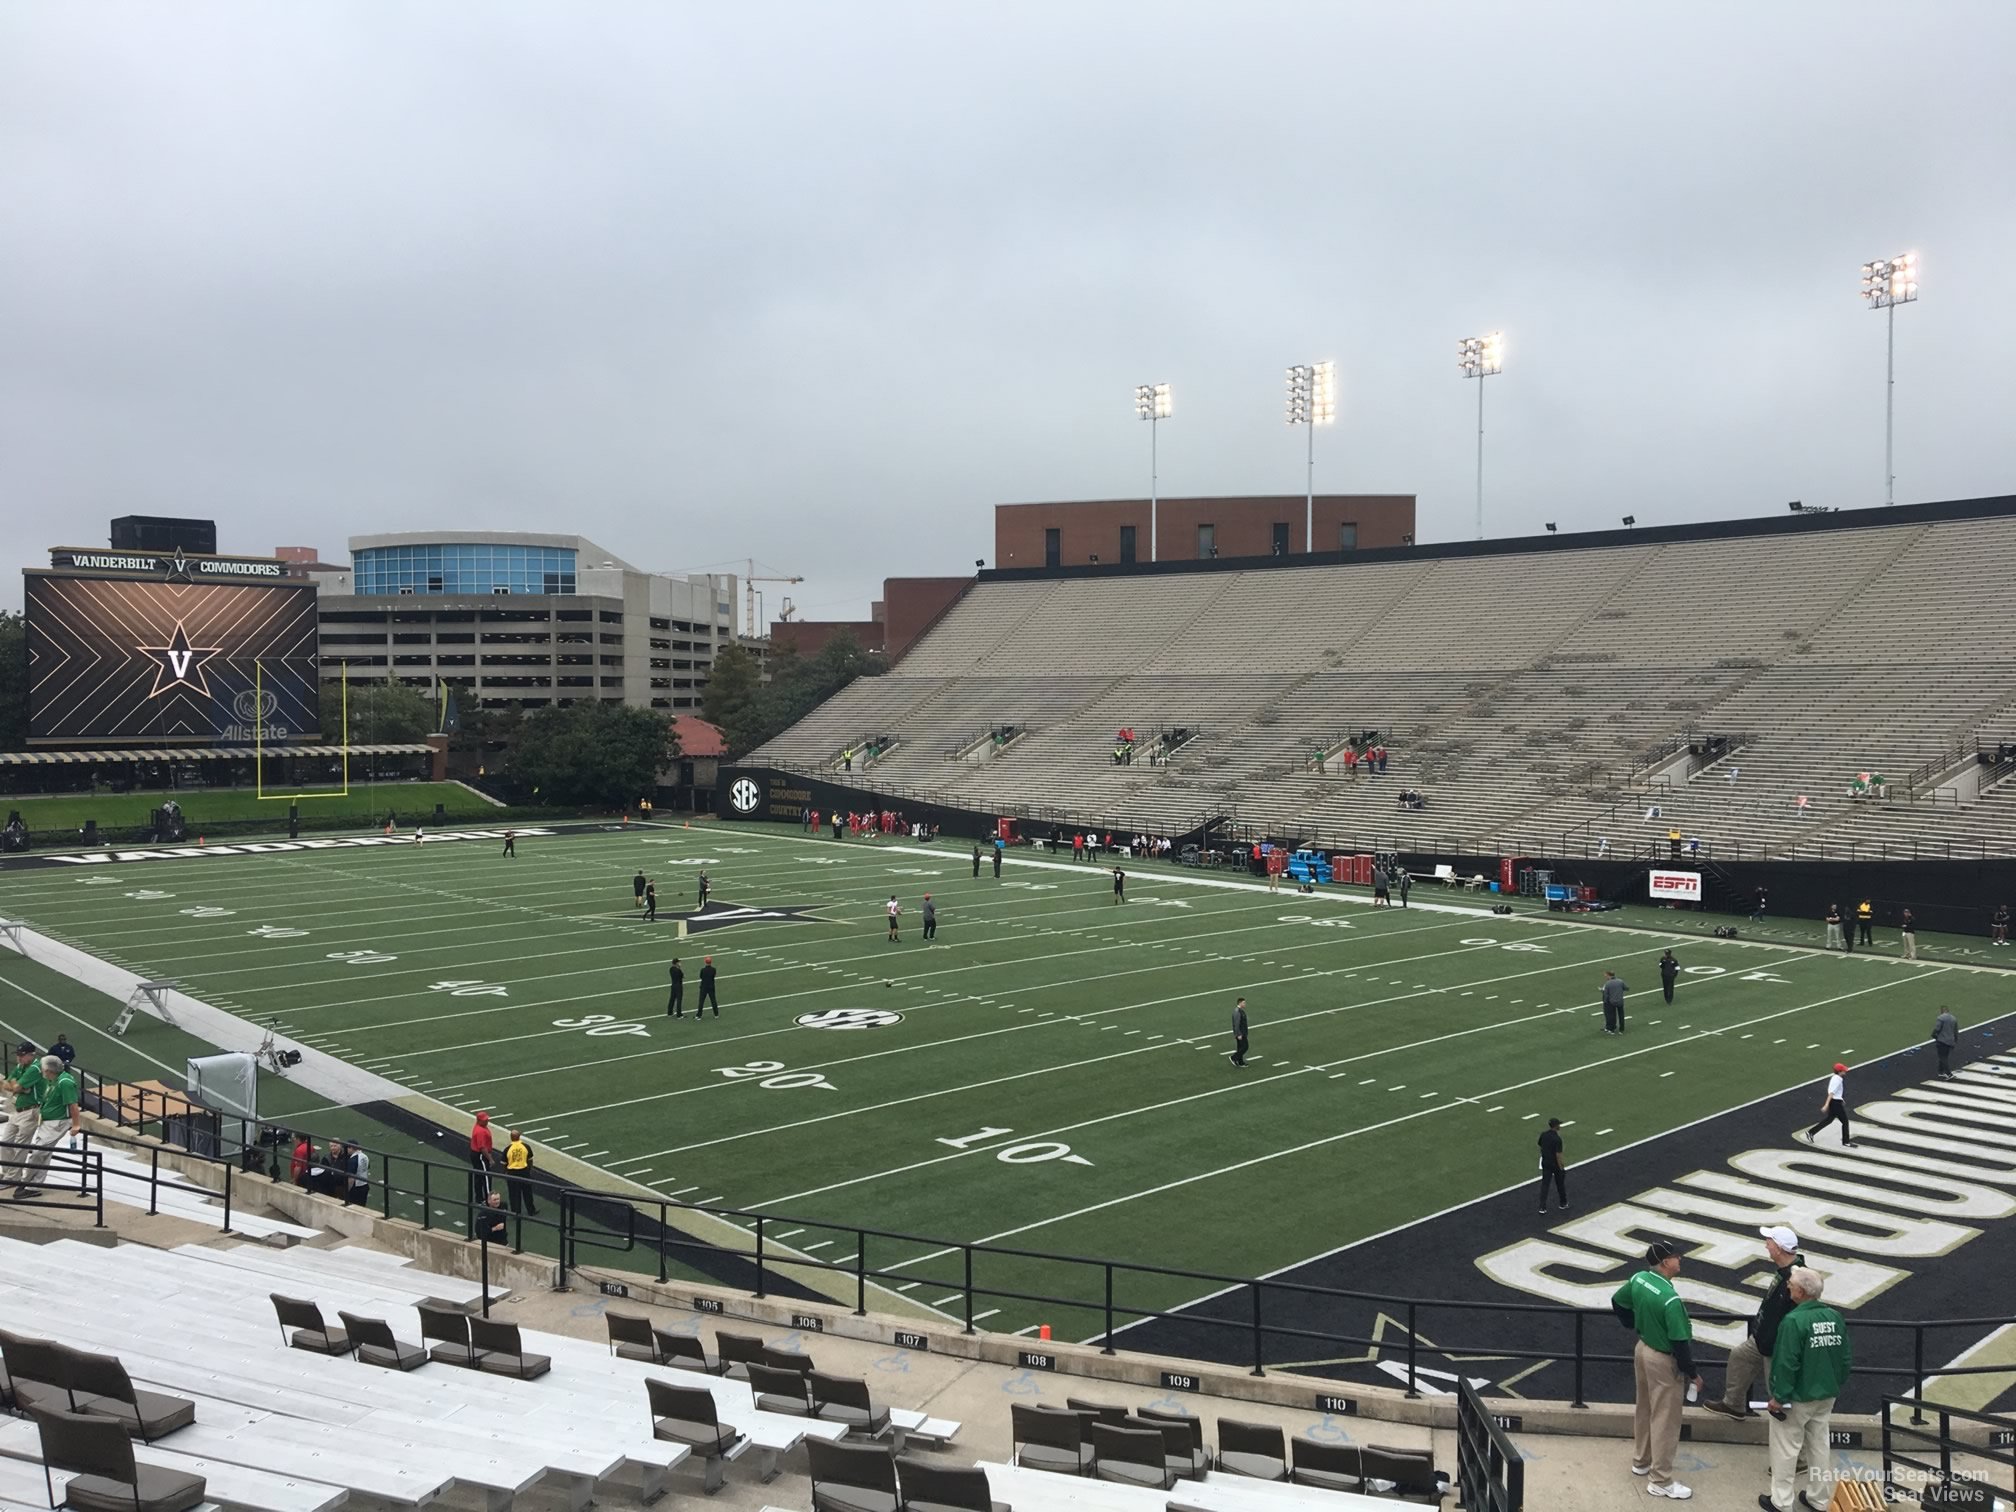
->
[751, 509, 2016, 855]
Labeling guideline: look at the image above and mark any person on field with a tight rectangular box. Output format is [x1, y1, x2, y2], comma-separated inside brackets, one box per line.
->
[501, 829, 516, 857]
[643, 880, 657, 922]
[504, 1129, 539, 1217]
[468, 1112, 496, 1201]
[1611, 1238, 1702, 1501]
[1761, 1268, 1852, 1512]
[1601, 971, 1628, 1035]
[886, 895, 901, 942]
[1536, 1118, 1568, 1213]
[1659, 950, 1679, 1004]
[1703, 1226, 1804, 1422]
[1931, 1007, 1959, 1079]
[633, 869, 648, 910]
[1855, 898, 1874, 947]
[921, 894, 937, 941]
[1111, 865, 1126, 903]
[992, 838, 1003, 878]
[1823, 904, 1844, 951]
[1799, 1063, 1855, 1148]
[697, 956, 720, 1016]
[1230, 998, 1250, 1068]
[972, 843, 982, 878]
[697, 869, 711, 908]
[1899, 908, 1918, 960]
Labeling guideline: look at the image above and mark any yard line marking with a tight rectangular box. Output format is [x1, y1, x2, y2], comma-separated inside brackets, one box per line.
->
[582, 1149, 611, 1158]
[775, 1228, 806, 1240]
[801, 1240, 833, 1251]
[929, 1293, 962, 1307]
[895, 1281, 920, 1292]
[1595, 1128, 1614, 1135]
[1103, 967, 1969, 1340]
[1522, 1112, 1539, 1120]
[1486, 1105, 1504, 1112]
[971, 1309, 1000, 1323]
[1659, 1071, 1675, 1078]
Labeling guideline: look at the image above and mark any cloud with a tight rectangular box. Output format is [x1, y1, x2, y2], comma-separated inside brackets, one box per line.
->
[3, 0, 2012, 616]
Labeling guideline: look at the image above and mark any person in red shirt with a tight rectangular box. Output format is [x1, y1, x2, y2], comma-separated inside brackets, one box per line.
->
[469, 1112, 496, 1201]
[1073, 833, 1085, 862]
[290, 1133, 313, 1187]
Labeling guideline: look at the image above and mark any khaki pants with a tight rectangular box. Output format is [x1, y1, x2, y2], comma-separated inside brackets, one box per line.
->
[0, 1107, 42, 1184]
[1631, 1339, 1685, 1487]
[1767, 1395, 1834, 1510]
[1902, 932, 1917, 960]
[16, 1120, 69, 1187]
[1720, 1333, 1768, 1412]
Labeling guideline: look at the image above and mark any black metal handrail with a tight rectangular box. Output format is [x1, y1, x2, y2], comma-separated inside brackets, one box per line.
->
[0, 1135, 103, 1225]
[1880, 1393, 2015, 1503]
[1457, 1379, 1524, 1512]
[68, 1068, 2016, 1412]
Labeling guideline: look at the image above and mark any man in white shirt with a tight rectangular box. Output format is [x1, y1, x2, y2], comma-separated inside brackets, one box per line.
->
[886, 896, 901, 943]
[1798, 1064, 1855, 1148]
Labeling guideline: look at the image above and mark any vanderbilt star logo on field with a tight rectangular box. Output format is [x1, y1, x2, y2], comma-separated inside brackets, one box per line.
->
[139, 621, 223, 698]
[680, 901, 821, 932]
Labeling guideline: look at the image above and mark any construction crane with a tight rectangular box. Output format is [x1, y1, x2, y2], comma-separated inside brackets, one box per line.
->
[743, 559, 803, 639]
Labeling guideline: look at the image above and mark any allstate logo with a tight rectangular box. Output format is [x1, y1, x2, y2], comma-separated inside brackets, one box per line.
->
[728, 777, 763, 814]
[232, 688, 280, 722]
[796, 1009, 904, 1031]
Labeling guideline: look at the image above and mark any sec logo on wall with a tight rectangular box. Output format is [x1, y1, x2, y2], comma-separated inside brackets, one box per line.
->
[728, 777, 763, 814]
[796, 1009, 905, 1031]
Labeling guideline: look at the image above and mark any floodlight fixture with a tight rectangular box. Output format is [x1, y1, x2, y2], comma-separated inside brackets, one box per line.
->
[1457, 332, 1504, 540]
[1859, 252, 1919, 506]
[1134, 382, 1171, 560]
[1286, 360, 1337, 549]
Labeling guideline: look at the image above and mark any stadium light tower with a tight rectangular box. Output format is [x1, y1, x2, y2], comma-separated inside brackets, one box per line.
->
[1285, 361, 1336, 552]
[1860, 252, 1918, 506]
[1457, 333, 1503, 541]
[1135, 382, 1171, 560]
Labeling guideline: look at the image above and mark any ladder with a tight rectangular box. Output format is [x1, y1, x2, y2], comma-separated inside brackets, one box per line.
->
[110, 981, 179, 1037]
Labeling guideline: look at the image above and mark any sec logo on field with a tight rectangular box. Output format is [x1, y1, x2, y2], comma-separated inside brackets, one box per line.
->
[728, 777, 763, 814]
[796, 1009, 904, 1031]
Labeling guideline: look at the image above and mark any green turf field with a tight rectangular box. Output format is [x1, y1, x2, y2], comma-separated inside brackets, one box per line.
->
[0, 820, 1997, 1334]
[3, 781, 512, 833]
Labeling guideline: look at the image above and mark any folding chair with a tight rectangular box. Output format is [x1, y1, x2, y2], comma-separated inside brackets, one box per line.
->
[268, 1295, 353, 1357]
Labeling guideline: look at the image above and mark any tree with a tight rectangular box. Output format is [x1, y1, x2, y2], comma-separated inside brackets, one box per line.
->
[0, 612, 25, 752]
[509, 701, 676, 809]
[702, 644, 763, 754]
[321, 677, 438, 743]
[726, 631, 885, 756]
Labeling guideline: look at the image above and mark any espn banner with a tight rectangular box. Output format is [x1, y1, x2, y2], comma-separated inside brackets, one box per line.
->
[1648, 868, 1702, 902]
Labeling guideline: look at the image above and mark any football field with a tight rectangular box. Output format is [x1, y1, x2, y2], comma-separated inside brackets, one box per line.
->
[0, 819, 1992, 1339]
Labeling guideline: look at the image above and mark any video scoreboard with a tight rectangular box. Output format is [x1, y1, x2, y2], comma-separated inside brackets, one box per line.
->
[26, 547, 321, 747]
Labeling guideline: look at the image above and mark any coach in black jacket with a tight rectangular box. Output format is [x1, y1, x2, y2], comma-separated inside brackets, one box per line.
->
[1702, 1224, 1805, 1419]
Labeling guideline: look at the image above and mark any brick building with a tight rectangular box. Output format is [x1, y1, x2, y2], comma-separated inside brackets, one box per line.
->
[994, 494, 1416, 569]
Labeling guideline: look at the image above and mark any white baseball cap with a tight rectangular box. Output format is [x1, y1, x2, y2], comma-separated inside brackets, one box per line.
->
[1759, 1225, 1799, 1252]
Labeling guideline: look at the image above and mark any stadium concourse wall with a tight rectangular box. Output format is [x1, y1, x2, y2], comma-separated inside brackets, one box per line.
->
[716, 765, 1222, 847]
[718, 765, 2016, 934]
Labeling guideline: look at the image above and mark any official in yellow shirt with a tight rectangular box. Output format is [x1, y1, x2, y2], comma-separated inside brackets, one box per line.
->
[504, 1130, 539, 1218]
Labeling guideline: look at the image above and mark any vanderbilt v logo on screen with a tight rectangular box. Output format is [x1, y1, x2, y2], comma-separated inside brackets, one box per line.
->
[139, 621, 223, 698]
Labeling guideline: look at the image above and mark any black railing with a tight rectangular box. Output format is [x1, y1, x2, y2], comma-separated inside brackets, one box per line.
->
[1881, 1394, 2014, 1505]
[0, 1136, 103, 1225]
[69, 1069, 2016, 1412]
[1456, 1379, 1524, 1512]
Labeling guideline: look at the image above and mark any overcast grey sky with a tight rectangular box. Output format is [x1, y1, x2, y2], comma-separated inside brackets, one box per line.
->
[4, 1, 2012, 620]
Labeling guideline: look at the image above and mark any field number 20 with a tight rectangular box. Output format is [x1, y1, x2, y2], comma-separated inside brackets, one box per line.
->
[717, 1061, 835, 1090]
[553, 1013, 650, 1038]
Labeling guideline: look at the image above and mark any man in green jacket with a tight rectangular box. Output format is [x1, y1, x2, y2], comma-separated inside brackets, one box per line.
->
[0, 1043, 45, 1187]
[1760, 1267, 1852, 1512]
[1611, 1239, 1704, 1500]
[11, 1054, 80, 1197]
